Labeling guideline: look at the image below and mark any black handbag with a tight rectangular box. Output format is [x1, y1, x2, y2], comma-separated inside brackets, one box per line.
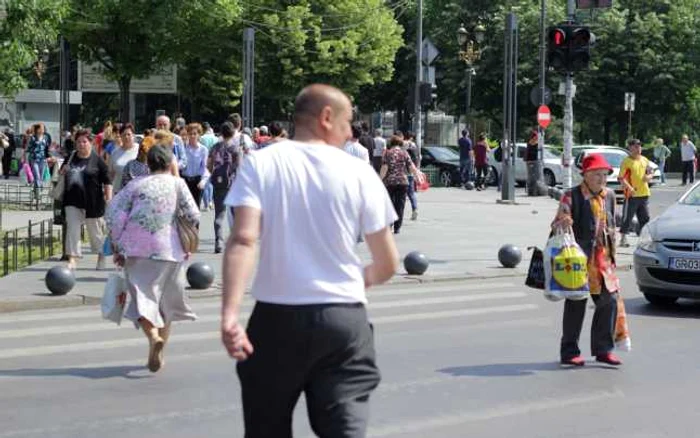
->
[525, 246, 545, 290]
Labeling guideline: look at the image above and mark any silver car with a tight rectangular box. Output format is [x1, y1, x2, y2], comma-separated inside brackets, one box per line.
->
[634, 182, 700, 305]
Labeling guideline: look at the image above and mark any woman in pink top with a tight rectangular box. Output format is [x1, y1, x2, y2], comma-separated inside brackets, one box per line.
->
[105, 144, 200, 373]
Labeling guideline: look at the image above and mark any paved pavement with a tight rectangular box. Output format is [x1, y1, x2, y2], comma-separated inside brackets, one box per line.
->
[2, 271, 700, 437]
[0, 179, 685, 313]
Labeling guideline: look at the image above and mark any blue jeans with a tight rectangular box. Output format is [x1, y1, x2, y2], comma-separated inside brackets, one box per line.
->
[30, 160, 47, 189]
[460, 158, 473, 185]
[202, 180, 213, 207]
[407, 175, 417, 211]
[658, 159, 666, 183]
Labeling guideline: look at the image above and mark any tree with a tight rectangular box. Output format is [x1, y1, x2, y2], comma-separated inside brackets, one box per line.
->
[62, 0, 241, 122]
[244, 0, 404, 121]
[0, 0, 67, 97]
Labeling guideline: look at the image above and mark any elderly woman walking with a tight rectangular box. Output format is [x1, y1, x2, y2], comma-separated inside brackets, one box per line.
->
[105, 145, 200, 373]
[551, 153, 622, 367]
[60, 129, 112, 270]
[380, 135, 420, 234]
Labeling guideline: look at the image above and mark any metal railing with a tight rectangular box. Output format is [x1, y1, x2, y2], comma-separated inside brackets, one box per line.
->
[1, 219, 61, 277]
[0, 185, 53, 210]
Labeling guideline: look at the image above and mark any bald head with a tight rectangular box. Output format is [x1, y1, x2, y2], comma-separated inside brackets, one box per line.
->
[294, 85, 351, 124]
[292, 84, 352, 147]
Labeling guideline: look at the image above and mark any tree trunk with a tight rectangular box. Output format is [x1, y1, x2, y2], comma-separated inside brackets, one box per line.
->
[603, 117, 611, 145]
[118, 76, 131, 123]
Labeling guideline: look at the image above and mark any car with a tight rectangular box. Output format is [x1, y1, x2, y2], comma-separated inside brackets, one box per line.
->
[420, 146, 462, 187]
[488, 143, 564, 187]
[633, 182, 700, 306]
[571, 145, 661, 201]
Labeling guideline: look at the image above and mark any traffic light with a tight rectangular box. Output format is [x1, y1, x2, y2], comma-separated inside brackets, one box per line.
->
[419, 82, 437, 106]
[547, 23, 593, 73]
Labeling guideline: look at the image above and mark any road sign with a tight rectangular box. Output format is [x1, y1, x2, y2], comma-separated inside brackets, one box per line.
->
[422, 38, 439, 66]
[537, 105, 552, 129]
[624, 92, 636, 111]
[530, 86, 552, 106]
[576, 0, 612, 9]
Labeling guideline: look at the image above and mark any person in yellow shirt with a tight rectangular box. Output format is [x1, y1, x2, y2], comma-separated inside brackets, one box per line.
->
[618, 138, 652, 247]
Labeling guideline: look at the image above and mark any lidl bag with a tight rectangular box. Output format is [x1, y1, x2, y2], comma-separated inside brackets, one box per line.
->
[543, 229, 589, 302]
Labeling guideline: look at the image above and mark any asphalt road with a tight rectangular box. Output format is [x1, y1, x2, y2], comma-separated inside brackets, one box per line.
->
[1, 270, 700, 438]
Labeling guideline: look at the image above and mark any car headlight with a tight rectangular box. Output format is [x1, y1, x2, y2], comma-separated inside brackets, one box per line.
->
[637, 224, 656, 253]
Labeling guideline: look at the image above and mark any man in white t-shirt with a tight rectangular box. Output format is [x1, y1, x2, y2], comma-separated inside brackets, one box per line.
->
[680, 134, 697, 185]
[372, 129, 386, 172]
[221, 84, 399, 437]
[344, 122, 370, 164]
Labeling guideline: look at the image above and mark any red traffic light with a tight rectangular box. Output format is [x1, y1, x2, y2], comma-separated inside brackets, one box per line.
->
[549, 28, 567, 46]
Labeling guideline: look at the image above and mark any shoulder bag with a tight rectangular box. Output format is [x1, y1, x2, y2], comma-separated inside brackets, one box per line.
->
[51, 152, 75, 201]
[175, 178, 199, 253]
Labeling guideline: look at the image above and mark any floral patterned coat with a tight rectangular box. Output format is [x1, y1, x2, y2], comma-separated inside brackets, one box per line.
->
[105, 173, 200, 262]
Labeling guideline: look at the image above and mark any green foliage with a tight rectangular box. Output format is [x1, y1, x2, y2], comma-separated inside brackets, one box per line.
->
[0, 0, 67, 97]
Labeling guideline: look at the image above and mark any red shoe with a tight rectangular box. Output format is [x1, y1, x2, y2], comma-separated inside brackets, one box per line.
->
[595, 353, 622, 366]
[561, 355, 585, 366]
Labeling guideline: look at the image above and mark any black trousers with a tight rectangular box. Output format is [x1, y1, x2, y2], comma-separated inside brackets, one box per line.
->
[620, 196, 649, 235]
[182, 175, 203, 209]
[237, 302, 380, 438]
[682, 160, 695, 184]
[372, 156, 383, 173]
[475, 165, 488, 188]
[1, 147, 13, 178]
[561, 284, 618, 360]
[386, 184, 408, 232]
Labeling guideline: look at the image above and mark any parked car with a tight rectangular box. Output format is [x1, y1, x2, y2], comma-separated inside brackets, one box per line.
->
[488, 143, 563, 187]
[633, 182, 700, 306]
[571, 145, 661, 201]
[420, 146, 462, 187]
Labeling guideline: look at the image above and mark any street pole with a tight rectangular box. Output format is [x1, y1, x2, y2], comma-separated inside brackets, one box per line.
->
[466, 66, 472, 134]
[538, 0, 547, 188]
[501, 12, 518, 203]
[562, 0, 576, 190]
[414, 0, 423, 151]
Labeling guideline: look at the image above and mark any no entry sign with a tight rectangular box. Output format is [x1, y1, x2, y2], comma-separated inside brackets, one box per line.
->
[537, 105, 551, 129]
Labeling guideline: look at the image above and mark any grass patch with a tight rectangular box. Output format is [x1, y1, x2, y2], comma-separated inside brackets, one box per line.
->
[0, 237, 63, 277]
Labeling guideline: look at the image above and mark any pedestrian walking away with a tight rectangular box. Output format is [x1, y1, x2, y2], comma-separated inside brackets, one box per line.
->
[653, 137, 671, 185]
[473, 133, 491, 190]
[372, 129, 386, 173]
[552, 153, 622, 367]
[380, 135, 421, 234]
[105, 145, 200, 373]
[618, 138, 652, 247]
[344, 123, 371, 164]
[221, 84, 400, 438]
[680, 134, 697, 185]
[458, 129, 473, 186]
[208, 121, 243, 254]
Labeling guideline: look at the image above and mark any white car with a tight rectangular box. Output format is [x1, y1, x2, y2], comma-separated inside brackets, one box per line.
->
[571, 145, 661, 200]
[488, 143, 564, 187]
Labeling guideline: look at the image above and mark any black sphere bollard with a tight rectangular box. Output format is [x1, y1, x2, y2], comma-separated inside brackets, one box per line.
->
[464, 181, 475, 191]
[45, 265, 75, 295]
[186, 262, 215, 289]
[404, 251, 429, 275]
[498, 244, 522, 268]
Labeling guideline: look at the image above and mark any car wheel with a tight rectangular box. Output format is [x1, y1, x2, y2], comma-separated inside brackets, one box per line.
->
[643, 293, 678, 306]
[487, 166, 498, 186]
[544, 169, 556, 187]
[440, 170, 453, 187]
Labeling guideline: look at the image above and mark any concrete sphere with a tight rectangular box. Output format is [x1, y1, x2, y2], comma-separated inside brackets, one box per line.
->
[45, 265, 75, 295]
[464, 181, 475, 191]
[404, 251, 429, 275]
[498, 244, 522, 268]
[186, 262, 215, 289]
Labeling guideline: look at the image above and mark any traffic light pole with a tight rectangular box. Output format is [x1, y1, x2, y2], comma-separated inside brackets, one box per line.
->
[414, 0, 423, 154]
[562, 0, 576, 190]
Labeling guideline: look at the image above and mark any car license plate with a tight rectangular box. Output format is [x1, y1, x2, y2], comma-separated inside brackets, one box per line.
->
[670, 258, 700, 271]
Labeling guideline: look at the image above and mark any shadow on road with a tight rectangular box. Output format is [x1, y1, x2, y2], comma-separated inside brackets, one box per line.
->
[624, 297, 700, 319]
[437, 361, 582, 377]
[0, 365, 149, 380]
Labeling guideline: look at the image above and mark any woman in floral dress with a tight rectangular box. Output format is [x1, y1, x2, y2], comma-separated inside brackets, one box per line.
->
[105, 145, 200, 373]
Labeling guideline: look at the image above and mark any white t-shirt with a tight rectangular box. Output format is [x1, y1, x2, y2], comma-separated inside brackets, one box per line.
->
[344, 140, 370, 164]
[110, 145, 139, 192]
[681, 141, 697, 162]
[373, 136, 386, 157]
[225, 140, 397, 305]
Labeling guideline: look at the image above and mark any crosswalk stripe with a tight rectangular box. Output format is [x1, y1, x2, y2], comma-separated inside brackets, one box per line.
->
[0, 292, 529, 340]
[0, 282, 518, 325]
[0, 304, 537, 360]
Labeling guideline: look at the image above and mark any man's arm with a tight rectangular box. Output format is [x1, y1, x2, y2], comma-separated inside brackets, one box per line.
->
[363, 227, 399, 288]
[221, 206, 261, 361]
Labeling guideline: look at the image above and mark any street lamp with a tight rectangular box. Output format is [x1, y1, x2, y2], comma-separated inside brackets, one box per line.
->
[457, 23, 485, 132]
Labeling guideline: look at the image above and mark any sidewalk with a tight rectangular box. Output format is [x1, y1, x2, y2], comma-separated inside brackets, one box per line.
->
[0, 187, 636, 313]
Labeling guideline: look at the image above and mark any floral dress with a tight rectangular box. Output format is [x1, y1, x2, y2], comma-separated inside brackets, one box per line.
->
[105, 173, 200, 262]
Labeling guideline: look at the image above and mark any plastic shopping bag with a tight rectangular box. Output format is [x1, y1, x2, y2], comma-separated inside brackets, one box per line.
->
[19, 162, 34, 185]
[102, 235, 113, 256]
[416, 171, 430, 192]
[42, 164, 51, 183]
[543, 229, 589, 302]
[615, 293, 631, 351]
[524, 246, 545, 290]
[102, 273, 127, 325]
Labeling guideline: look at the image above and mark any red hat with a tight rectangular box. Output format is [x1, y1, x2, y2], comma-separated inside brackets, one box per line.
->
[581, 153, 613, 175]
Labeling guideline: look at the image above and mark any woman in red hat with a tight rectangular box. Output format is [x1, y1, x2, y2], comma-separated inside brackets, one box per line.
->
[551, 153, 623, 367]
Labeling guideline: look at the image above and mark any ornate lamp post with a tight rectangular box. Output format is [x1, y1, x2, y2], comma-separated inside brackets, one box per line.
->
[457, 23, 485, 131]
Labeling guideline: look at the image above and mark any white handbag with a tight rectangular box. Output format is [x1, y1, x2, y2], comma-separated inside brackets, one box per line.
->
[102, 272, 127, 325]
